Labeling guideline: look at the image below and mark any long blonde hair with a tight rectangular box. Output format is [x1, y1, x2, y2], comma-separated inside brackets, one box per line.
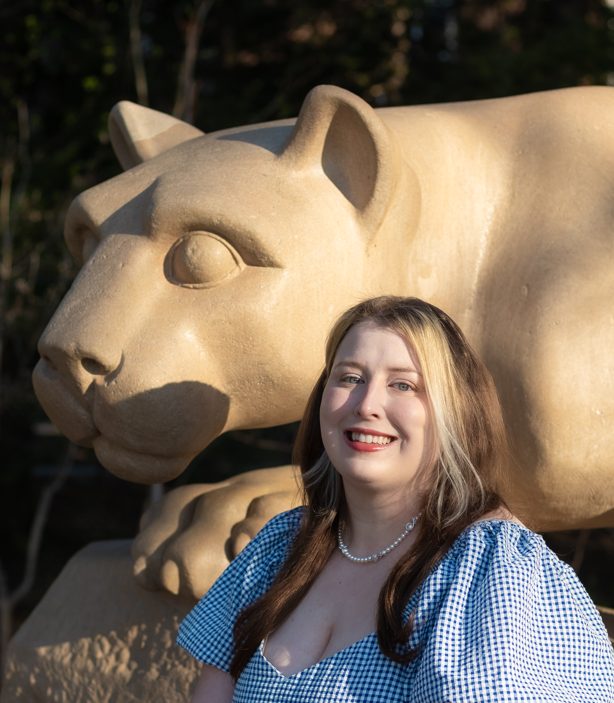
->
[231, 296, 508, 678]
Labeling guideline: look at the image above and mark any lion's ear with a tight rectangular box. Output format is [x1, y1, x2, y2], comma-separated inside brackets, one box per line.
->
[109, 102, 204, 170]
[278, 85, 403, 237]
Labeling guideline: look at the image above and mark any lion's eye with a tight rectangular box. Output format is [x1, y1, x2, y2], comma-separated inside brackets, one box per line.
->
[170, 232, 240, 287]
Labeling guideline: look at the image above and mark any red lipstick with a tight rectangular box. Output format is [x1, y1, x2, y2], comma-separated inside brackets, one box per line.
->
[343, 428, 397, 453]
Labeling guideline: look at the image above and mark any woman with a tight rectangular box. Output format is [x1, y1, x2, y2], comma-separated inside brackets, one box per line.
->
[178, 296, 614, 702]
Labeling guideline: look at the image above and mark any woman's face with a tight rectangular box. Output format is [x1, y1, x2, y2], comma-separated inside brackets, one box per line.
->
[320, 321, 434, 496]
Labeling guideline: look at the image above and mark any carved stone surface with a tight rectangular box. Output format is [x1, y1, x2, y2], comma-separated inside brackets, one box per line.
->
[1, 541, 198, 703]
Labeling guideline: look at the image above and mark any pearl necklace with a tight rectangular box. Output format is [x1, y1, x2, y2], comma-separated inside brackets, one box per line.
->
[337, 514, 422, 564]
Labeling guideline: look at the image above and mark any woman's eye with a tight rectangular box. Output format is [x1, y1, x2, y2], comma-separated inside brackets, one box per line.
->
[395, 382, 413, 392]
[170, 232, 240, 287]
[343, 375, 361, 385]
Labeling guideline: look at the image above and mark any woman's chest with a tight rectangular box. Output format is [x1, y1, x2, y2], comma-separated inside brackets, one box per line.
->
[264, 555, 391, 677]
[235, 636, 411, 703]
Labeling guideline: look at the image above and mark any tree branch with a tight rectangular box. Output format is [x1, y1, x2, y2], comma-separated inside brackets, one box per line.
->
[0, 442, 77, 679]
[0, 100, 31, 442]
[126, 0, 149, 106]
[0, 152, 15, 446]
[173, 0, 213, 124]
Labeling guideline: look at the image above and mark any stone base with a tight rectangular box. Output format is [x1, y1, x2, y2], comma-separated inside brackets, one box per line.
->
[1, 540, 199, 703]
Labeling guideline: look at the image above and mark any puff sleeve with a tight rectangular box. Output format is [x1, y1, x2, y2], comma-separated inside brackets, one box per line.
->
[176, 507, 302, 672]
[407, 521, 614, 703]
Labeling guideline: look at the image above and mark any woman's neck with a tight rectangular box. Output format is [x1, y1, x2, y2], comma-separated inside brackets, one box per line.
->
[340, 481, 424, 557]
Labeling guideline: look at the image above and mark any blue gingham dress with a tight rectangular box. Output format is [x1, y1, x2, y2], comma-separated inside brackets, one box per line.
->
[177, 508, 614, 702]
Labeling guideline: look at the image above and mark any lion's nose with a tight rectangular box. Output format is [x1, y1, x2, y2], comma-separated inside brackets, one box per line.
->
[38, 334, 121, 387]
[80, 356, 113, 376]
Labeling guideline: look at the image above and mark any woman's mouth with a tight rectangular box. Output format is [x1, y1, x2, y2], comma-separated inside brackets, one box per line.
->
[347, 431, 393, 445]
[343, 430, 397, 452]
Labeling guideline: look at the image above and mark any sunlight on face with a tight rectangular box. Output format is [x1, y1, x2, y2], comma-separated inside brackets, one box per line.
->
[320, 322, 434, 497]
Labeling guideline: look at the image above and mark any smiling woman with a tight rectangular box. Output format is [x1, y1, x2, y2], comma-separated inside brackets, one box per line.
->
[177, 296, 614, 702]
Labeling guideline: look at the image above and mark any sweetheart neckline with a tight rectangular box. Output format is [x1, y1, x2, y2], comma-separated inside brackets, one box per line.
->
[259, 631, 378, 679]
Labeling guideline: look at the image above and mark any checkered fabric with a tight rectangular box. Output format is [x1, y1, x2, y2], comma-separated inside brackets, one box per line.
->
[177, 508, 614, 702]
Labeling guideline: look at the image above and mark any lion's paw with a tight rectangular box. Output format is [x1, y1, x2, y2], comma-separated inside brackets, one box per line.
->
[131, 466, 298, 600]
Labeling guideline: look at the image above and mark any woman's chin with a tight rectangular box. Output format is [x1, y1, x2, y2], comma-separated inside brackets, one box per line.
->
[339, 465, 405, 491]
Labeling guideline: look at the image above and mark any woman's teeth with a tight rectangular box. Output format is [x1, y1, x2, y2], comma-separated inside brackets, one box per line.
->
[350, 432, 393, 445]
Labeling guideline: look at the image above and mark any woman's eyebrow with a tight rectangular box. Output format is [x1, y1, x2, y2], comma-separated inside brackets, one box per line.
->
[333, 360, 422, 376]
[332, 359, 362, 370]
[387, 366, 423, 376]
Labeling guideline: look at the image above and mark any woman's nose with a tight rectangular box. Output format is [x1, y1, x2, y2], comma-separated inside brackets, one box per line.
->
[353, 381, 384, 418]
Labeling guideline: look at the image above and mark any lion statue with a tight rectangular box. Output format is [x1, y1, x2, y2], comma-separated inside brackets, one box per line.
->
[31, 84, 614, 603]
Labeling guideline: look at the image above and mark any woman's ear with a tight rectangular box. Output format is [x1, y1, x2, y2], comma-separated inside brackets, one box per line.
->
[278, 85, 403, 238]
[109, 101, 204, 170]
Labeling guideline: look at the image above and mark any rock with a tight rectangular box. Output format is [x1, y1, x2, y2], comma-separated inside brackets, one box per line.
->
[1, 540, 199, 702]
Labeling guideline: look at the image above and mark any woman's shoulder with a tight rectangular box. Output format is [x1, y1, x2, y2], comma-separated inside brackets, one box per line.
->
[176, 507, 304, 665]
[244, 505, 304, 557]
[186, 505, 303, 614]
[457, 515, 541, 556]
[408, 519, 614, 700]
[415, 519, 541, 600]
[442, 517, 567, 587]
[256, 504, 304, 538]
[414, 516, 609, 642]
[230, 505, 304, 577]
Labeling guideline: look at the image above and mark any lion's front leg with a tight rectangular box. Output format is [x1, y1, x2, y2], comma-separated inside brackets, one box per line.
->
[131, 466, 299, 601]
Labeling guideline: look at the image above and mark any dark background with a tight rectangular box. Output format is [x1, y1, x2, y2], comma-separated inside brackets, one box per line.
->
[1, 0, 614, 652]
